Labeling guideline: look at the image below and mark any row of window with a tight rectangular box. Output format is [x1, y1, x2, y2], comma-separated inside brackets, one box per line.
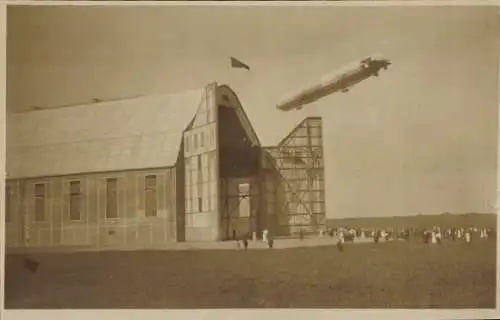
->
[185, 131, 205, 153]
[185, 127, 218, 154]
[5, 175, 159, 223]
[185, 197, 205, 214]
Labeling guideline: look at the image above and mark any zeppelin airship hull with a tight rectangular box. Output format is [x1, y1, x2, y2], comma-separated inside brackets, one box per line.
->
[276, 57, 391, 111]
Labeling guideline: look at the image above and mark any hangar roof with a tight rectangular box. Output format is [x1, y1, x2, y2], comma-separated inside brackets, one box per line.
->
[7, 86, 206, 179]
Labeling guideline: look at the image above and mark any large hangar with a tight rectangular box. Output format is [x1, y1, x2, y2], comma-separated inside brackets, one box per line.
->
[4, 82, 325, 249]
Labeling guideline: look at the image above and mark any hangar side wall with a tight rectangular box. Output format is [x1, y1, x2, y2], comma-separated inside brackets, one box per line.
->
[4, 167, 179, 249]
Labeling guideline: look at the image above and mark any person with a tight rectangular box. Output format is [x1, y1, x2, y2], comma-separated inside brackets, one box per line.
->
[268, 237, 274, 249]
[262, 229, 269, 244]
[436, 230, 442, 244]
[336, 234, 344, 252]
[243, 238, 248, 250]
[299, 229, 304, 240]
[233, 229, 236, 240]
[465, 230, 471, 244]
[423, 231, 429, 244]
[338, 230, 345, 244]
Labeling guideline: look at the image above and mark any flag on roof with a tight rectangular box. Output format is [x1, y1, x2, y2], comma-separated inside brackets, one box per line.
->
[230, 57, 250, 71]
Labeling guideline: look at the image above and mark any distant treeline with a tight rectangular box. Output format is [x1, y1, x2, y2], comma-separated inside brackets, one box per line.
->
[326, 213, 497, 230]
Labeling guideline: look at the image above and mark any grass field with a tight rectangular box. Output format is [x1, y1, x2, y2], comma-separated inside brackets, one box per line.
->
[4, 239, 497, 309]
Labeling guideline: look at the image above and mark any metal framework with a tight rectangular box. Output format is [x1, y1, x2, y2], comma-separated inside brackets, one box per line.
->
[262, 117, 325, 236]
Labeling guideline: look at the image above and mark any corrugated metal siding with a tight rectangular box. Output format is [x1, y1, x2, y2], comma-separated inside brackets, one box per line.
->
[183, 84, 220, 241]
[4, 167, 178, 249]
[7, 87, 206, 179]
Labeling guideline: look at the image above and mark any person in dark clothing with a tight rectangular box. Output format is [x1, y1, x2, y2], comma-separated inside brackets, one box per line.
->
[243, 238, 248, 250]
[423, 231, 429, 244]
[299, 229, 304, 240]
[232, 230, 236, 240]
[336, 239, 344, 252]
[268, 238, 274, 249]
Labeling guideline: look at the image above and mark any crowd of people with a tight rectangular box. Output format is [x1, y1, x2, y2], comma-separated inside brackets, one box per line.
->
[235, 225, 494, 251]
[320, 225, 494, 245]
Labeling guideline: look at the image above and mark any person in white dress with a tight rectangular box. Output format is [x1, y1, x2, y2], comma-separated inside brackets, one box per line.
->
[262, 229, 269, 244]
[380, 230, 386, 241]
[431, 231, 437, 244]
[465, 231, 471, 244]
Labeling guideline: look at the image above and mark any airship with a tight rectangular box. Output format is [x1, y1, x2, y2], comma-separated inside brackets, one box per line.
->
[276, 56, 392, 111]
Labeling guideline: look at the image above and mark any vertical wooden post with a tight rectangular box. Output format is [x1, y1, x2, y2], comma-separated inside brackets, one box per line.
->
[305, 120, 315, 228]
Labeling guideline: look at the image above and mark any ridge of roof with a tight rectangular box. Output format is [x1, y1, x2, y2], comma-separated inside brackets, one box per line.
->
[12, 86, 208, 115]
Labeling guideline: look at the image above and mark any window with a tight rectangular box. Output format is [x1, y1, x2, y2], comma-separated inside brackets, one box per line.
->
[34, 183, 46, 222]
[69, 181, 82, 221]
[194, 133, 198, 149]
[197, 155, 202, 170]
[106, 178, 118, 219]
[222, 94, 230, 102]
[200, 132, 205, 148]
[185, 136, 189, 152]
[238, 183, 250, 218]
[145, 175, 157, 217]
[5, 185, 11, 223]
[198, 197, 202, 213]
[208, 191, 212, 211]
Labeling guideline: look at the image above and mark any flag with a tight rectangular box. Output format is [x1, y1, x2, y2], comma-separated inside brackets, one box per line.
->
[230, 57, 250, 71]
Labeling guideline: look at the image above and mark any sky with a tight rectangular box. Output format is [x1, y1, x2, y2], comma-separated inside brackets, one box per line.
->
[7, 4, 500, 218]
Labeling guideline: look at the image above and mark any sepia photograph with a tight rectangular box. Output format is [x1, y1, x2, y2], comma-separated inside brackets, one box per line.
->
[2, 2, 499, 311]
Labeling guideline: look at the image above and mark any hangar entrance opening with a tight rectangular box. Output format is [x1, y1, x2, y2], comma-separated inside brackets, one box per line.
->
[218, 101, 261, 240]
[217, 94, 325, 240]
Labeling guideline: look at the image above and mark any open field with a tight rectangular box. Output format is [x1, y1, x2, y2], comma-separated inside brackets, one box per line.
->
[4, 238, 496, 309]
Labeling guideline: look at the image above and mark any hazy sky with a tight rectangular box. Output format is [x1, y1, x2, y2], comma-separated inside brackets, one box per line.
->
[7, 5, 500, 218]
